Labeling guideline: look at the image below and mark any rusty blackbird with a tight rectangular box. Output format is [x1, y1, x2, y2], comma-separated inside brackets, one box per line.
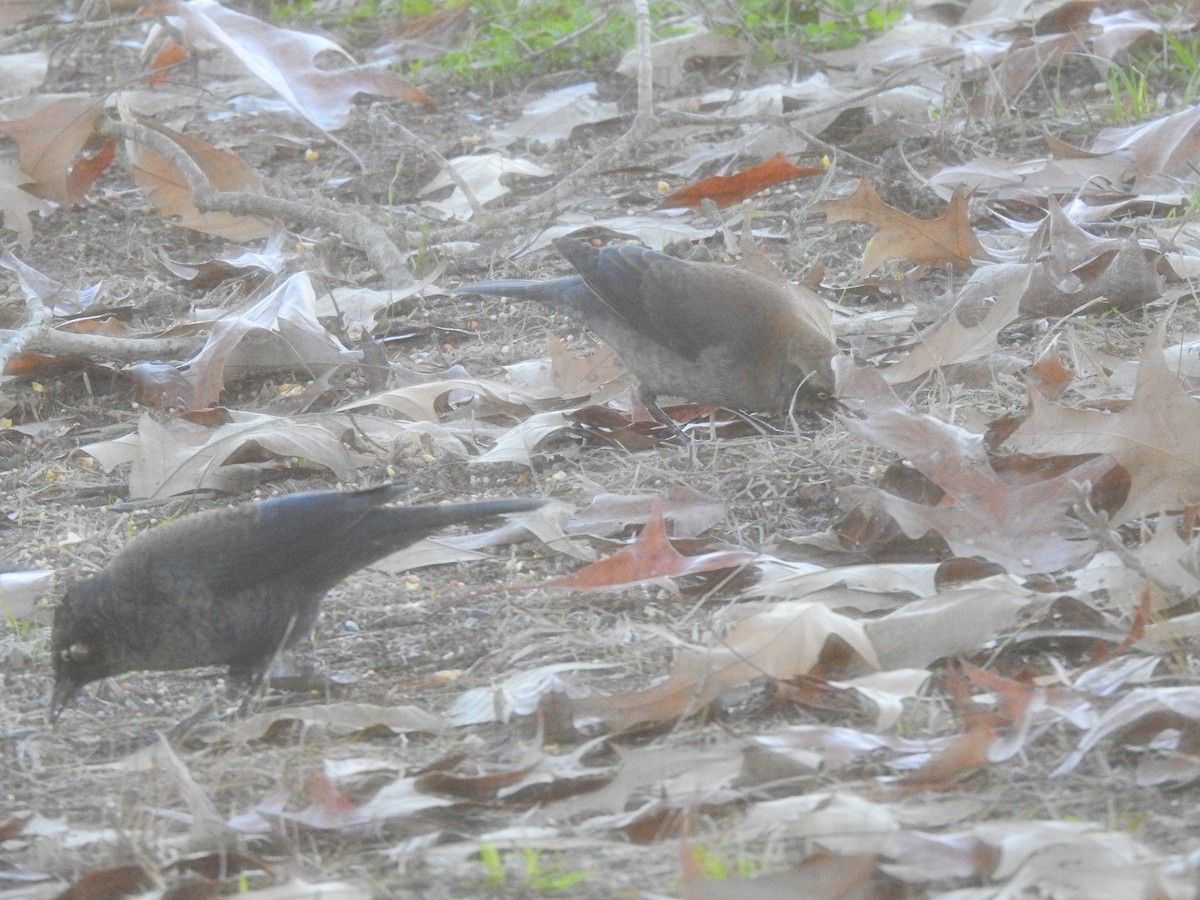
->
[455, 238, 838, 425]
[50, 485, 543, 720]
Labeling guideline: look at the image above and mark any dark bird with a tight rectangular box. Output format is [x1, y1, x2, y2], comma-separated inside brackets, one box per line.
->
[455, 238, 839, 426]
[50, 486, 543, 720]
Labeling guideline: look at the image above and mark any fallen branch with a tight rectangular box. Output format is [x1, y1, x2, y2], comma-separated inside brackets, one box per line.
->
[0, 325, 200, 364]
[99, 119, 414, 287]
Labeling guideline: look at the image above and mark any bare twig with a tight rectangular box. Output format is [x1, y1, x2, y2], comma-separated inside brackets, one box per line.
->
[0, 324, 200, 363]
[495, 0, 657, 224]
[392, 118, 485, 221]
[0, 14, 142, 53]
[98, 119, 414, 286]
[1073, 500, 1188, 605]
[0, 292, 51, 374]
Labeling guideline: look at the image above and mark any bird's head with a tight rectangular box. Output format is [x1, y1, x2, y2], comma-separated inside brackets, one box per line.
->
[787, 349, 838, 412]
[50, 580, 121, 722]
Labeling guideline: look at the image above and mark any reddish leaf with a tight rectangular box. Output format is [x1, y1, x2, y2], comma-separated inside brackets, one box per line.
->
[119, 106, 274, 241]
[55, 864, 156, 899]
[65, 136, 115, 204]
[539, 498, 756, 593]
[658, 153, 822, 210]
[147, 39, 190, 86]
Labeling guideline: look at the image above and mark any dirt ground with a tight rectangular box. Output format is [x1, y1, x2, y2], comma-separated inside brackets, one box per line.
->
[4, 3, 1199, 898]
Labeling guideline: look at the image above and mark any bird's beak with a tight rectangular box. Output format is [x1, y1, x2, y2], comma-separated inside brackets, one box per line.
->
[49, 677, 78, 724]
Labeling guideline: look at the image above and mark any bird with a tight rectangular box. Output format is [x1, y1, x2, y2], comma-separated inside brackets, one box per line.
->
[455, 238, 839, 428]
[50, 485, 544, 721]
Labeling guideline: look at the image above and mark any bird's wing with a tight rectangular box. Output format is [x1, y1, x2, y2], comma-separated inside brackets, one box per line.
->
[554, 239, 758, 362]
[143, 486, 404, 594]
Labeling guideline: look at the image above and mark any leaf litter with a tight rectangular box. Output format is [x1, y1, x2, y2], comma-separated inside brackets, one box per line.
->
[5, 1, 1200, 898]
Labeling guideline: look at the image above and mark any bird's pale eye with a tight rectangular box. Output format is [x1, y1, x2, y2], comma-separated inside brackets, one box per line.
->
[63, 643, 90, 664]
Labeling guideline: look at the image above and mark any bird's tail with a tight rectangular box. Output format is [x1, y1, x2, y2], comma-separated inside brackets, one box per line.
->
[388, 498, 545, 531]
[453, 279, 556, 301]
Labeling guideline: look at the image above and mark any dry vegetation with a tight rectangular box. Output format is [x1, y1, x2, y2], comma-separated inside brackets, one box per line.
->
[5, 0, 1200, 897]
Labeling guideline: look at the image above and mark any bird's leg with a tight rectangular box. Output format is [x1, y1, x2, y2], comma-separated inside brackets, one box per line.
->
[638, 388, 692, 444]
[235, 667, 269, 717]
[164, 695, 224, 745]
[234, 615, 302, 716]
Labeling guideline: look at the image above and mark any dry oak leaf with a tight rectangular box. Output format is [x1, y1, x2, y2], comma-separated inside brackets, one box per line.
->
[0, 158, 48, 245]
[822, 179, 987, 276]
[119, 100, 273, 241]
[1007, 316, 1200, 525]
[658, 153, 823, 210]
[882, 262, 1030, 386]
[1047, 103, 1200, 182]
[163, 0, 432, 132]
[538, 498, 757, 594]
[572, 600, 878, 730]
[837, 357, 1114, 574]
[0, 95, 109, 204]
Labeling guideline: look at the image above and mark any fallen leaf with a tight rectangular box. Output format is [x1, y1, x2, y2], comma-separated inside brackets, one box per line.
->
[838, 357, 1116, 573]
[1007, 317, 1200, 523]
[536, 499, 756, 594]
[0, 94, 107, 203]
[658, 153, 822, 210]
[183, 272, 359, 409]
[881, 263, 1029, 385]
[119, 95, 274, 240]
[165, 0, 431, 132]
[573, 600, 878, 729]
[822, 180, 986, 275]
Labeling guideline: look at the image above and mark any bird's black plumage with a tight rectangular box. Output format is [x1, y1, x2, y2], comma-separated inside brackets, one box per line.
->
[50, 485, 543, 720]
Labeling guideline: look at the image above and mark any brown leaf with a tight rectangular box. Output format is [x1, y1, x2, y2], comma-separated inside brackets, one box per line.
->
[658, 153, 823, 210]
[119, 102, 274, 241]
[0, 95, 106, 203]
[1022, 238, 1161, 318]
[1058, 104, 1200, 180]
[822, 180, 986, 275]
[573, 601, 877, 729]
[899, 674, 993, 788]
[881, 263, 1029, 386]
[146, 38, 190, 86]
[55, 864, 156, 900]
[539, 498, 757, 593]
[1025, 340, 1075, 399]
[838, 357, 1116, 573]
[1034, 0, 1098, 34]
[1007, 317, 1200, 524]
